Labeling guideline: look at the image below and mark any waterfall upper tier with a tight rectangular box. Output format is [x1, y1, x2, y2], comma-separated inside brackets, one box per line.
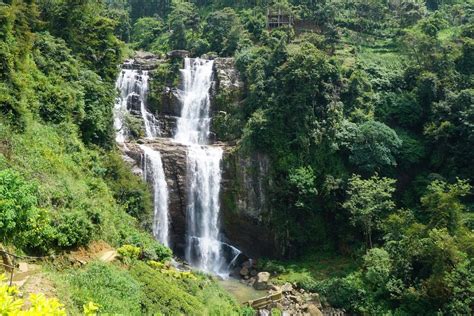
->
[174, 58, 214, 145]
[114, 68, 159, 142]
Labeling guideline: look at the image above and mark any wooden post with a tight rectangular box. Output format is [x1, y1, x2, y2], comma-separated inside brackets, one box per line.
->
[278, 9, 281, 28]
[0, 244, 13, 272]
[0, 244, 15, 287]
[8, 257, 14, 287]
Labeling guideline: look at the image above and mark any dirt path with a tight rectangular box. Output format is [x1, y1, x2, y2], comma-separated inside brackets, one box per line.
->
[98, 250, 118, 262]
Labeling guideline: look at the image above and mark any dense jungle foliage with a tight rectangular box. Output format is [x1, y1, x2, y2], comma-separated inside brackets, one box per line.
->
[0, 0, 473, 314]
[124, 0, 473, 314]
[0, 0, 239, 314]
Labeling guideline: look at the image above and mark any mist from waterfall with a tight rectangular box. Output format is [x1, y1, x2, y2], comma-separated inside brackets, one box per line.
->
[114, 68, 159, 142]
[176, 58, 240, 275]
[141, 145, 170, 247]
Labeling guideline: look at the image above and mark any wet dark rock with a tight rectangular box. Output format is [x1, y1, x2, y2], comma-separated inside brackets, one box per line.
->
[123, 51, 164, 70]
[122, 138, 188, 255]
[167, 50, 190, 58]
[160, 87, 182, 116]
[127, 93, 142, 113]
[240, 266, 249, 277]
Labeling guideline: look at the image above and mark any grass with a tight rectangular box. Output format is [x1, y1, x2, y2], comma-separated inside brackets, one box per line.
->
[49, 261, 241, 315]
[260, 251, 358, 291]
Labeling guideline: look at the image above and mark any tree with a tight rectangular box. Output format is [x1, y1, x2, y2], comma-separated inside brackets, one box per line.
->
[363, 248, 392, 296]
[421, 178, 471, 235]
[348, 121, 402, 174]
[425, 90, 474, 180]
[203, 8, 245, 56]
[132, 17, 165, 50]
[343, 174, 396, 248]
[288, 166, 317, 211]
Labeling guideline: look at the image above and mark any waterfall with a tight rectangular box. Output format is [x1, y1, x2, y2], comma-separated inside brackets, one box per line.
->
[175, 58, 238, 275]
[113, 58, 240, 276]
[114, 68, 159, 142]
[174, 58, 214, 145]
[114, 65, 169, 247]
[185, 145, 224, 272]
[141, 145, 170, 247]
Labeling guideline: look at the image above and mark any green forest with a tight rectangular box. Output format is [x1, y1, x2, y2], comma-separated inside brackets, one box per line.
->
[0, 0, 473, 315]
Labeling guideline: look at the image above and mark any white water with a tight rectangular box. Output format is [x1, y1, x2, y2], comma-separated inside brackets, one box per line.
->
[113, 59, 240, 276]
[114, 68, 159, 142]
[141, 145, 170, 247]
[175, 58, 214, 145]
[114, 66, 169, 247]
[176, 58, 239, 275]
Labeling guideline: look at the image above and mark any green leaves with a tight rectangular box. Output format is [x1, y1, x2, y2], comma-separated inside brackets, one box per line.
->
[203, 8, 247, 56]
[288, 166, 317, 210]
[0, 169, 38, 240]
[348, 121, 402, 174]
[343, 174, 396, 248]
[421, 178, 471, 234]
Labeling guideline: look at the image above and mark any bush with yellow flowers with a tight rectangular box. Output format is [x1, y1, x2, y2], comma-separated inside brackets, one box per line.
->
[0, 274, 66, 315]
[147, 260, 198, 280]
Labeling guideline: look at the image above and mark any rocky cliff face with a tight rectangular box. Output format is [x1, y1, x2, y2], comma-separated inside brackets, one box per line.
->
[120, 54, 276, 259]
[124, 139, 188, 255]
[221, 150, 275, 258]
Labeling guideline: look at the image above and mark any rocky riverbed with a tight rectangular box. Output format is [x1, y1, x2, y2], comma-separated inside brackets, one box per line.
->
[235, 260, 346, 316]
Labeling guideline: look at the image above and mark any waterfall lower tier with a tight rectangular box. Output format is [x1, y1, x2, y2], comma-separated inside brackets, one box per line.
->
[184, 145, 227, 274]
[140, 145, 170, 247]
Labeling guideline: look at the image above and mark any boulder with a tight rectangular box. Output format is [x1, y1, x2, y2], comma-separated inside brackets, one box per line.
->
[242, 260, 252, 268]
[306, 304, 323, 316]
[268, 284, 281, 292]
[240, 266, 249, 277]
[281, 282, 293, 293]
[253, 272, 271, 290]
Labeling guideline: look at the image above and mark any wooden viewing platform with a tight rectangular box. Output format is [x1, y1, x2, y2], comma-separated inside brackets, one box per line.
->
[267, 8, 293, 29]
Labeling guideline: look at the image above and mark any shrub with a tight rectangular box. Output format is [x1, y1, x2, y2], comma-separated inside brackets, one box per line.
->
[130, 262, 205, 315]
[117, 244, 141, 262]
[63, 262, 143, 315]
[123, 230, 172, 262]
[54, 211, 94, 248]
[0, 274, 66, 315]
[0, 169, 38, 242]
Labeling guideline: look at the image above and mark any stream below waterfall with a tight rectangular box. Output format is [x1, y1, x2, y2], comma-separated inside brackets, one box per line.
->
[114, 57, 241, 277]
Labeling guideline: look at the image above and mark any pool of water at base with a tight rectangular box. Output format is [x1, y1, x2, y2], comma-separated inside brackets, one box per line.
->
[218, 277, 267, 304]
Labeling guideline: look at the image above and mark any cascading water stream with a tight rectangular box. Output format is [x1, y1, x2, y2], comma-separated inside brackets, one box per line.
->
[113, 59, 240, 276]
[114, 65, 170, 247]
[141, 145, 170, 247]
[114, 68, 159, 142]
[175, 58, 240, 276]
